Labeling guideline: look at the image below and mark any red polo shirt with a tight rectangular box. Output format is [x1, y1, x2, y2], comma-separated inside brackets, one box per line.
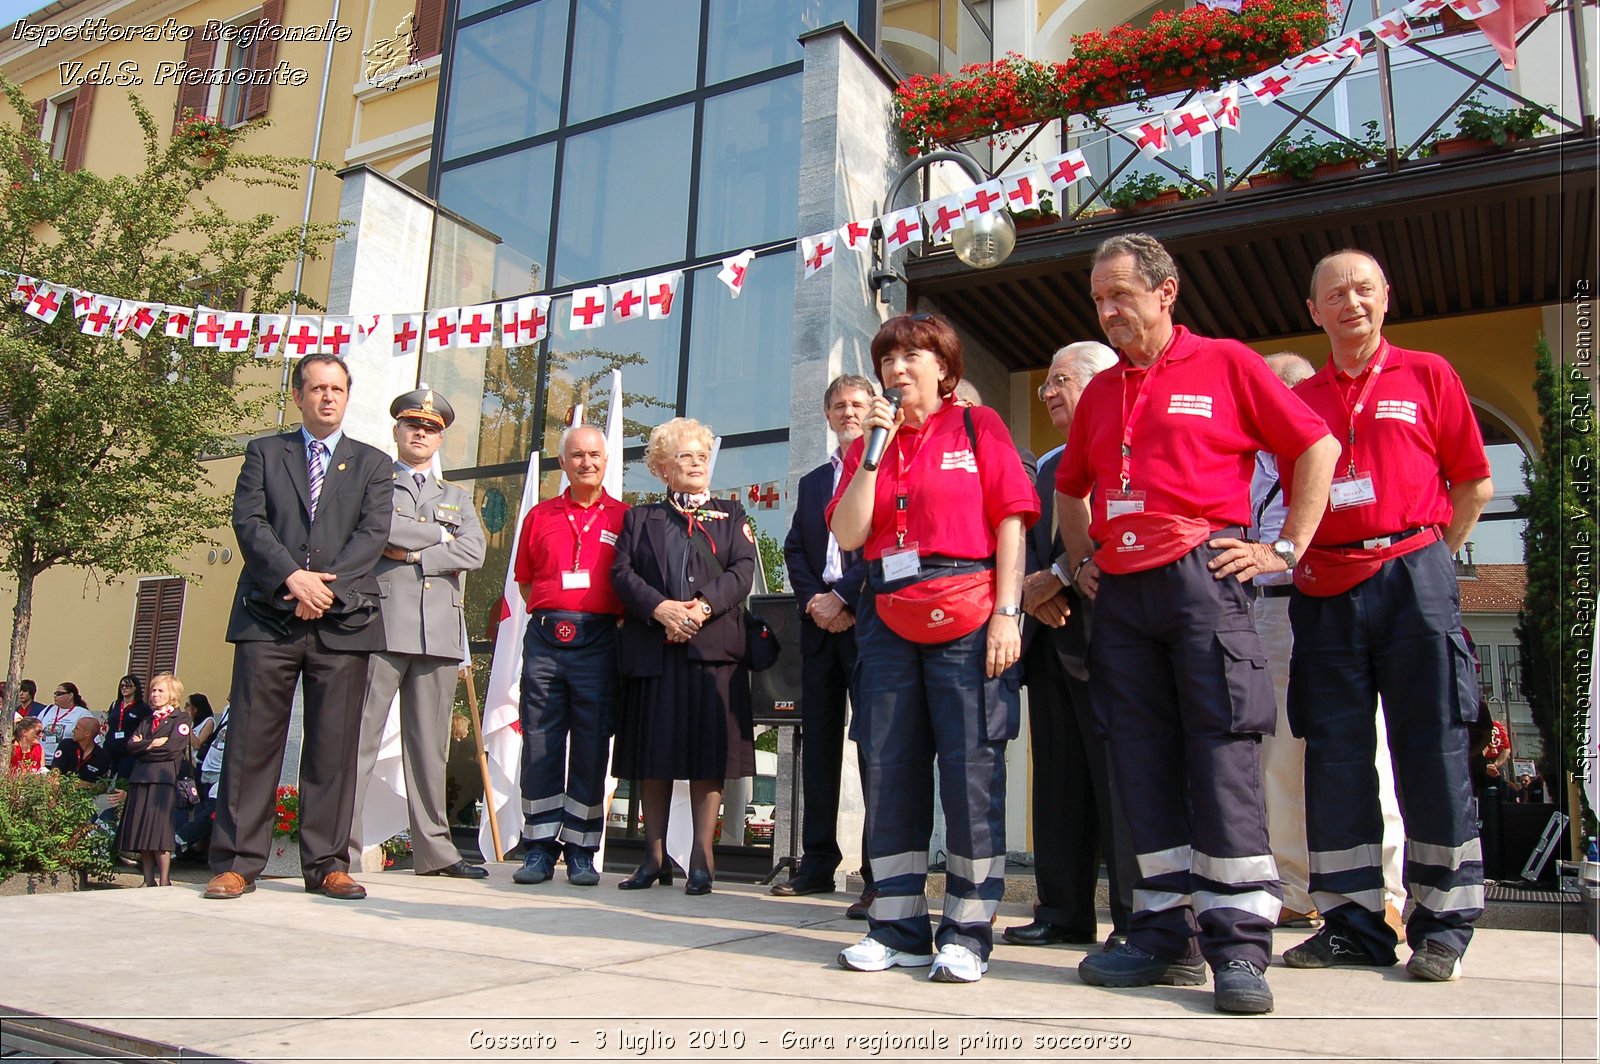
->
[1056, 325, 1329, 543]
[1292, 342, 1489, 546]
[514, 489, 627, 614]
[828, 401, 1039, 561]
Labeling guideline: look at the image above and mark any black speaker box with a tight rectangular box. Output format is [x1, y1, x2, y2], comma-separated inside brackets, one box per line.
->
[749, 593, 804, 726]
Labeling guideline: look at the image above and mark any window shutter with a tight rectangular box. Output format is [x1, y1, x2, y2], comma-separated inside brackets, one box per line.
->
[246, 0, 284, 120]
[127, 577, 186, 684]
[62, 83, 95, 172]
[31, 98, 45, 134]
[412, 0, 446, 61]
[173, 32, 218, 132]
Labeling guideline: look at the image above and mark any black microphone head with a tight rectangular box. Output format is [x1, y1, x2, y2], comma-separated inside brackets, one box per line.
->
[882, 387, 902, 410]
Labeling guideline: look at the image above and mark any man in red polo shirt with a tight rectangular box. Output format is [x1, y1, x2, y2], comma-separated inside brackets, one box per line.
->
[510, 424, 629, 886]
[1281, 249, 1492, 983]
[1055, 232, 1339, 1014]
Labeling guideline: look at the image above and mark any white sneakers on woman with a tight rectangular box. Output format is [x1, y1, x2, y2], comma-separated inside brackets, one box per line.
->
[837, 937, 987, 982]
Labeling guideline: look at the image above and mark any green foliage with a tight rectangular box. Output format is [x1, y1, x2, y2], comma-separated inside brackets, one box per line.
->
[0, 81, 341, 739]
[0, 770, 113, 881]
[1514, 334, 1597, 816]
[754, 727, 778, 754]
[1261, 120, 1381, 179]
[1104, 172, 1172, 209]
[1453, 93, 1553, 146]
[754, 522, 785, 592]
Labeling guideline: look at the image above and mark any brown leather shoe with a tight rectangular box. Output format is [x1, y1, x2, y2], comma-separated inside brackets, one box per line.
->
[203, 871, 255, 900]
[306, 870, 367, 900]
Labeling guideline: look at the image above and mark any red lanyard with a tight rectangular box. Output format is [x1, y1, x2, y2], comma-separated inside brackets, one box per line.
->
[892, 408, 938, 547]
[1117, 344, 1174, 493]
[1331, 340, 1392, 477]
[564, 495, 604, 572]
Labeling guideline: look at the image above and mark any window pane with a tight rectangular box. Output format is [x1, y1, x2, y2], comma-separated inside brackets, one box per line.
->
[567, 0, 700, 125]
[441, 0, 568, 160]
[882, 0, 940, 77]
[438, 142, 557, 290]
[685, 251, 793, 436]
[49, 99, 73, 161]
[704, 0, 858, 83]
[541, 300, 682, 457]
[704, 442, 791, 554]
[696, 78, 802, 255]
[554, 106, 693, 286]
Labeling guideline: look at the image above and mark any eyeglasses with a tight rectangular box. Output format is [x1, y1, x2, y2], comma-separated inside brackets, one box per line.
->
[1036, 373, 1075, 401]
[905, 312, 935, 323]
[119, 681, 134, 688]
[54, 690, 68, 697]
[673, 451, 710, 464]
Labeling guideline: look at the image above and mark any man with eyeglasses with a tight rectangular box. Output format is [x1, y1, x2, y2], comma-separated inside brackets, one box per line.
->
[1006, 342, 1138, 955]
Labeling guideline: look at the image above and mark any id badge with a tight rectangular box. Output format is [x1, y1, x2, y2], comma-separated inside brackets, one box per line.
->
[561, 570, 592, 590]
[112, 730, 124, 741]
[1329, 473, 1377, 511]
[41, 736, 58, 762]
[881, 543, 922, 582]
[1105, 490, 1147, 518]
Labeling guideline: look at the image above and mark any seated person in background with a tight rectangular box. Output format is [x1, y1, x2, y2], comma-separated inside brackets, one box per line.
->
[10, 717, 45, 772]
[53, 715, 112, 785]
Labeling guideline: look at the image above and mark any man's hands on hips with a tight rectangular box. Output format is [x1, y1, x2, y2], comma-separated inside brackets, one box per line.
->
[284, 569, 338, 619]
[1207, 537, 1290, 582]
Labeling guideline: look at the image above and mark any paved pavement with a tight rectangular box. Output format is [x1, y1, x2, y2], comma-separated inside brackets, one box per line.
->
[2, 866, 1596, 1063]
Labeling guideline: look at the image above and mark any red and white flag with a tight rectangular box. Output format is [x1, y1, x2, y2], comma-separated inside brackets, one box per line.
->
[717, 250, 755, 298]
[1205, 84, 1242, 131]
[283, 316, 322, 359]
[424, 308, 460, 353]
[255, 314, 287, 359]
[1449, 0, 1501, 17]
[457, 304, 497, 348]
[71, 289, 93, 318]
[80, 294, 119, 337]
[1002, 170, 1043, 211]
[10, 275, 36, 304]
[1472, 0, 1543, 70]
[164, 305, 194, 340]
[922, 193, 967, 243]
[355, 314, 382, 338]
[879, 206, 923, 252]
[1403, 0, 1452, 13]
[1292, 46, 1338, 70]
[838, 219, 874, 255]
[391, 313, 423, 358]
[1129, 120, 1170, 158]
[190, 306, 225, 347]
[1042, 150, 1091, 192]
[120, 301, 162, 339]
[1366, 12, 1415, 47]
[497, 301, 528, 349]
[569, 286, 608, 330]
[1245, 67, 1295, 105]
[518, 295, 551, 343]
[24, 282, 65, 324]
[801, 231, 837, 278]
[320, 315, 355, 357]
[608, 279, 647, 323]
[645, 272, 681, 320]
[217, 312, 254, 354]
[1167, 101, 1218, 144]
[1327, 34, 1367, 67]
[960, 179, 1006, 220]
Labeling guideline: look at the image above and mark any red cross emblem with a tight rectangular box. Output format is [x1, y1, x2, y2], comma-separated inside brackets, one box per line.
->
[194, 313, 224, 344]
[930, 203, 962, 235]
[554, 620, 577, 644]
[13, 278, 36, 303]
[1373, 15, 1410, 41]
[1296, 50, 1330, 67]
[285, 323, 319, 357]
[167, 310, 192, 335]
[520, 303, 547, 339]
[757, 484, 780, 508]
[964, 186, 1001, 215]
[1135, 124, 1167, 152]
[258, 321, 283, 353]
[1006, 177, 1037, 207]
[572, 294, 605, 326]
[83, 303, 113, 334]
[28, 288, 60, 317]
[129, 306, 157, 334]
[842, 221, 871, 248]
[222, 318, 251, 348]
[1171, 110, 1210, 140]
[1253, 74, 1291, 99]
[1449, 0, 1493, 15]
[1414, 0, 1449, 10]
[885, 217, 920, 247]
[649, 283, 675, 317]
[614, 288, 643, 318]
[807, 240, 833, 271]
[394, 318, 419, 353]
[728, 262, 747, 288]
[427, 314, 457, 348]
[324, 322, 352, 356]
[74, 291, 92, 315]
[459, 311, 493, 344]
[1048, 156, 1087, 185]
[501, 314, 522, 345]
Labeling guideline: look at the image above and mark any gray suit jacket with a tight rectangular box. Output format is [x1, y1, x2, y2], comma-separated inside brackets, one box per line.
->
[374, 467, 486, 660]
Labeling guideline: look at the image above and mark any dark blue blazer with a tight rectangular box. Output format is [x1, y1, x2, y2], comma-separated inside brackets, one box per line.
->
[783, 461, 867, 656]
[1023, 449, 1090, 681]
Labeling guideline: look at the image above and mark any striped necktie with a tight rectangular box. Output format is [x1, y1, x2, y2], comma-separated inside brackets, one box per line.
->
[307, 439, 326, 519]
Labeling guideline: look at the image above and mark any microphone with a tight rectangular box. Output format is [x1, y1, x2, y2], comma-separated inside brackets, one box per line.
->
[861, 388, 902, 472]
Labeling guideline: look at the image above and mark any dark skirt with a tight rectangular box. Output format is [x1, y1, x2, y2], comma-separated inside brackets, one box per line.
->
[613, 648, 755, 781]
[116, 780, 176, 852]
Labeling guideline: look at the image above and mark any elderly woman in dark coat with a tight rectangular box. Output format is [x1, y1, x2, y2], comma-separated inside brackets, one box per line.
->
[611, 417, 756, 896]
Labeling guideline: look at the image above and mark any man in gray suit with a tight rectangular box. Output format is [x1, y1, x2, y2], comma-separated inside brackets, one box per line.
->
[207, 353, 394, 901]
[349, 388, 487, 878]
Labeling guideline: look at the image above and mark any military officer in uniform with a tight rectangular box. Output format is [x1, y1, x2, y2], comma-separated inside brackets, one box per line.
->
[349, 388, 487, 878]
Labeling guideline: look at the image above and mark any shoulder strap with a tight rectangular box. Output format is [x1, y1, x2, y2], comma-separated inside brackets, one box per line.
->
[1254, 478, 1283, 535]
[964, 405, 979, 456]
[685, 519, 726, 578]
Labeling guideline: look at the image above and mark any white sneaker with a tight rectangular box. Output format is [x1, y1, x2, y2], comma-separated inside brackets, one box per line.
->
[928, 942, 988, 983]
[838, 936, 934, 972]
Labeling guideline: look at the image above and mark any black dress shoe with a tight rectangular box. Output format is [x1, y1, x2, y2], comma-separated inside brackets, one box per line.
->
[421, 859, 489, 879]
[770, 872, 837, 897]
[1002, 919, 1095, 946]
[684, 868, 713, 896]
[618, 864, 673, 890]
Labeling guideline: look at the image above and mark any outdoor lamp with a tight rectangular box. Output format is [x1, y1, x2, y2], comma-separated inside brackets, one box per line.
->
[871, 149, 1015, 303]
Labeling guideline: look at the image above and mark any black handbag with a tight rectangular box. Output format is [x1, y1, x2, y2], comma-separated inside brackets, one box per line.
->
[684, 515, 781, 672]
[175, 757, 199, 808]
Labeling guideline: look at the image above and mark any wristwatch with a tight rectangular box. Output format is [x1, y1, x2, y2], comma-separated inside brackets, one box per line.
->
[993, 605, 1023, 618]
[404, 550, 419, 565]
[1271, 538, 1298, 569]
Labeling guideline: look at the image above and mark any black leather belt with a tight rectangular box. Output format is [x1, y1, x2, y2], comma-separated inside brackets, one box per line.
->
[1259, 585, 1294, 599]
[1327, 526, 1436, 551]
[868, 554, 994, 581]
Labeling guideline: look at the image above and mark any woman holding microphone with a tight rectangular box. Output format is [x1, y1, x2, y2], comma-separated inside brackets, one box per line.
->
[827, 312, 1038, 984]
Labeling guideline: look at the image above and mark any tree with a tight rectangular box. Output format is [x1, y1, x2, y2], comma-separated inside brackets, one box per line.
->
[0, 86, 342, 747]
[1515, 333, 1597, 823]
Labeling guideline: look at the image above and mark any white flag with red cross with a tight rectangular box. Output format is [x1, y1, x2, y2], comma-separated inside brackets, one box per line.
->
[1167, 101, 1218, 144]
[1245, 66, 1295, 105]
[1001, 170, 1044, 212]
[1366, 11, 1415, 47]
[355, 314, 382, 338]
[71, 289, 93, 318]
[570, 286, 608, 330]
[645, 272, 682, 320]
[424, 307, 460, 353]
[497, 301, 528, 349]
[838, 219, 874, 255]
[1449, 0, 1501, 18]
[121, 301, 162, 339]
[283, 316, 322, 359]
[1403, 0, 1452, 14]
[11, 275, 36, 304]
[457, 304, 497, 348]
[801, 231, 838, 278]
[1129, 120, 1171, 158]
[24, 282, 66, 324]
[921, 194, 967, 244]
[319, 315, 356, 358]
[81, 294, 120, 337]
[717, 250, 755, 298]
[190, 306, 225, 347]
[517, 295, 551, 343]
[1292, 45, 1338, 71]
[1040, 150, 1091, 193]
[960, 179, 1006, 221]
[1205, 84, 1242, 131]
[255, 314, 287, 359]
[608, 279, 648, 322]
[164, 305, 194, 340]
[879, 206, 923, 253]
[1326, 34, 1367, 68]
[391, 313, 423, 358]
[217, 312, 255, 354]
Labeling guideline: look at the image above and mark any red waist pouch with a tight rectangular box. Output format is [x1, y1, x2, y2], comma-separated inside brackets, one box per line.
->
[1294, 528, 1439, 596]
[875, 569, 995, 644]
[1095, 513, 1213, 575]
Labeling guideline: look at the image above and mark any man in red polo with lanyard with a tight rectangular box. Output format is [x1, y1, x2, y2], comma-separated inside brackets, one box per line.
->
[1281, 249, 1492, 983]
[1056, 233, 1339, 1014]
[510, 424, 628, 887]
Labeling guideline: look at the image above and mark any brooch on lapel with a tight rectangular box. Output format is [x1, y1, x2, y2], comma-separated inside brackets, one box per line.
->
[693, 509, 728, 521]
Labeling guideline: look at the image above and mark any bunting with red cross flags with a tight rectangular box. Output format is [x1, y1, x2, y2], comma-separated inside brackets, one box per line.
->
[1205, 83, 1242, 131]
[164, 305, 193, 340]
[72, 289, 93, 318]
[355, 314, 382, 338]
[717, 250, 755, 298]
[284, 315, 322, 359]
[218, 312, 255, 354]
[801, 230, 837, 278]
[81, 294, 119, 337]
[191, 306, 225, 348]
[608, 279, 648, 323]
[424, 307, 460, 353]
[921, 193, 967, 245]
[120, 301, 162, 339]
[1449, 0, 1502, 17]
[1326, 33, 1367, 68]
[1245, 67, 1294, 105]
[1167, 100, 1218, 145]
[1001, 170, 1043, 212]
[319, 316, 355, 358]
[255, 314, 287, 359]
[497, 300, 528, 349]
[838, 219, 874, 255]
[11, 275, 36, 304]
[645, 272, 681, 320]
[1130, 120, 1171, 158]
[570, 286, 608, 331]
[1366, 11, 1415, 47]
[1040, 150, 1091, 194]
[24, 282, 66, 324]
[960, 179, 1006, 221]
[879, 206, 923, 253]
[390, 313, 422, 357]
[457, 304, 497, 348]
[519, 295, 551, 343]
[1468, 0, 1544, 71]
